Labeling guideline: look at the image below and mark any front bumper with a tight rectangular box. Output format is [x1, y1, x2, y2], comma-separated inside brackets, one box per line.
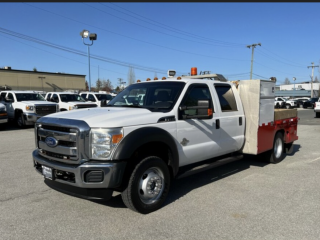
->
[0, 116, 8, 124]
[32, 150, 126, 200]
[23, 112, 43, 125]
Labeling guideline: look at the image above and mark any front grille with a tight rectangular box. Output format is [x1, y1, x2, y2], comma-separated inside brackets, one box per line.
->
[37, 125, 79, 162]
[35, 105, 57, 115]
[76, 104, 97, 109]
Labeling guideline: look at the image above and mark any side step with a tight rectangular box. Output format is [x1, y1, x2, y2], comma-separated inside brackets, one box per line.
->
[176, 154, 243, 179]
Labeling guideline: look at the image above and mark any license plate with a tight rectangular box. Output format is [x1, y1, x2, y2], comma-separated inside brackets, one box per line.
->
[42, 165, 53, 180]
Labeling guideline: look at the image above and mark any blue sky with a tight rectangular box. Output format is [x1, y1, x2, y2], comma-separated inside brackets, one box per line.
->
[1, 2, 319, 88]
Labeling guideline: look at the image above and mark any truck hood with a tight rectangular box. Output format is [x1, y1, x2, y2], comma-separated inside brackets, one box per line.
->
[41, 107, 169, 128]
[21, 101, 57, 106]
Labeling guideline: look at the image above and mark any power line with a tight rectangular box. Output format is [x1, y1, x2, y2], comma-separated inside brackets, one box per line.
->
[22, 3, 248, 62]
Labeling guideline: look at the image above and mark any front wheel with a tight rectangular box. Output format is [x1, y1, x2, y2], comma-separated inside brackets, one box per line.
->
[285, 104, 291, 109]
[121, 156, 171, 214]
[16, 112, 25, 128]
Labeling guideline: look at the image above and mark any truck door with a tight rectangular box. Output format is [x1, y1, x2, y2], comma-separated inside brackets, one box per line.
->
[213, 83, 245, 154]
[176, 83, 222, 166]
[5, 93, 15, 118]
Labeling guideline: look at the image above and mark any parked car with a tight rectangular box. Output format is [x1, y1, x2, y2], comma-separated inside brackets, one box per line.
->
[303, 97, 319, 109]
[292, 98, 309, 108]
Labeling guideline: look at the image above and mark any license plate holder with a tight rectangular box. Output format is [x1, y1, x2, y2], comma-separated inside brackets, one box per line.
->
[42, 165, 53, 180]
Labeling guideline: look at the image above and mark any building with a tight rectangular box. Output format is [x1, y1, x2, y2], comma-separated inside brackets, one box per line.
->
[0, 66, 86, 92]
[275, 82, 319, 98]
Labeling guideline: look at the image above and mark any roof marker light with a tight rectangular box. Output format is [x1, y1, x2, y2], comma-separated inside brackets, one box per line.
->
[162, 77, 166, 80]
[146, 78, 151, 81]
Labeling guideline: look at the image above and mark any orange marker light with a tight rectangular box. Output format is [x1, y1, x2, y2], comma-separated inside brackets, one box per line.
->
[137, 80, 141, 82]
[154, 77, 158, 80]
[162, 77, 166, 80]
[146, 78, 151, 81]
[177, 77, 182, 80]
[191, 67, 197, 76]
[112, 134, 123, 144]
[208, 108, 213, 116]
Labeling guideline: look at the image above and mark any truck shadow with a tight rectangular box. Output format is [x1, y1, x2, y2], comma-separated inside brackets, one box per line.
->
[0, 121, 34, 131]
[93, 145, 301, 210]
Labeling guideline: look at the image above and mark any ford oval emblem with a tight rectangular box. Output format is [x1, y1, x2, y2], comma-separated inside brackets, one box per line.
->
[45, 137, 58, 147]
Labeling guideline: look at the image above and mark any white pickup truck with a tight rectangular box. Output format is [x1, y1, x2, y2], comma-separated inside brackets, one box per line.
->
[0, 91, 58, 128]
[80, 92, 114, 107]
[45, 92, 98, 111]
[32, 70, 298, 214]
[314, 98, 320, 117]
[275, 97, 297, 109]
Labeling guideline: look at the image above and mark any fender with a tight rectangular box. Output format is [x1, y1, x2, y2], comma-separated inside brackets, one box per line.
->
[112, 127, 179, 176]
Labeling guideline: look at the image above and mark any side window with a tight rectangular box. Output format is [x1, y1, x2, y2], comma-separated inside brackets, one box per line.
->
[80, 94, 87, 100]
[88, 94, 96, 102]
[52, 94, 59, 102]
[0, 92, 6, 101]
[215, 85, 238, 112]
[179, 84, 213, 119]
[46, 93, 52, 101]
[7, 93, 14, 101]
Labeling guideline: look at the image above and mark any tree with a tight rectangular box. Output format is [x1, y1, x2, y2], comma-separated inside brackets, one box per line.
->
[284, 77, 291, 85]
[314, 76, 319, 83]
[127, 66, 136, 85]
[96, 78, 102, 91]
[115, 86, 121, 93]
[33, 67, 37, 72]
[101, 79, 113, 92]
[85, 81, 89, 91]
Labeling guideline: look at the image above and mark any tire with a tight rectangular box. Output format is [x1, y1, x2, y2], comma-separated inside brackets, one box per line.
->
[316, 112, 320, 118]
[16, 112, 25, 128]
[275, 103, 279, 109]
[285, 104, 290, 109]
[121, 156, 171, 214]
[299, 104, 303, 108]
[261, 132, 284, 164]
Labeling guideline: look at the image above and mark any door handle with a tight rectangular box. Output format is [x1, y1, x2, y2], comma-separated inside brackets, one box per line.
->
[239, 117, 242, 126]
[216, 119, 220, 129]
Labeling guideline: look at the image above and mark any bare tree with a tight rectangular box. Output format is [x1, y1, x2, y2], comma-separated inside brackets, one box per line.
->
[284, 77, 291, 85]
[96, 78, 102, 91]
[101, 79, 113, 92]
[127, 66, 136, 85]
[85, 81, 89, 91]
[314, 76, 319, 83]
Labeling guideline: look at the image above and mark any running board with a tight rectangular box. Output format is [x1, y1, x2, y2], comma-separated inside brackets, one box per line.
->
[176, 154, 243, 179]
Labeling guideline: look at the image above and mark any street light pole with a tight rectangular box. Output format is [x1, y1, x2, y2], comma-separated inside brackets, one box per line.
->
[293, 77, 296, 98]
[80, 30, 97, 92]
[247, 43, 261, 79]
[307, 62, 319, 98]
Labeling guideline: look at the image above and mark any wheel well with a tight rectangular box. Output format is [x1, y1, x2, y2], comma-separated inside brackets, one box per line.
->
[14, 109, 23, 118]
[117, 142, 174, 192]
[60, 108, 67, 111]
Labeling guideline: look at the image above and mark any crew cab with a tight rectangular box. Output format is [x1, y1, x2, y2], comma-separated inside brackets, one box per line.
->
[314, 98, 320, 117]
[0, 91, 58, 128]
[32, 69, 298, 214]
[80, 92, 113, 107]
[274, 97, 286, 108]
[0, 102, 8, 125]
[45, 92, 98, 111]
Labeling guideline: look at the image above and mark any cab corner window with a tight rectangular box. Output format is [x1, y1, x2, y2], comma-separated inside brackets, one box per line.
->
[215, 85, 238, 112]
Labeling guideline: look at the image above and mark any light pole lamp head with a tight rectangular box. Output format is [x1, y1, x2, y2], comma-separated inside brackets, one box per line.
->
[293, 77, 296, 81]
[80, 30, 89, 38]
[89, 33, 97, 41]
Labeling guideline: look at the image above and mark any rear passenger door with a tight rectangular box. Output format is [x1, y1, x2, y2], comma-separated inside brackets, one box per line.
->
[213, 83, 245, 154]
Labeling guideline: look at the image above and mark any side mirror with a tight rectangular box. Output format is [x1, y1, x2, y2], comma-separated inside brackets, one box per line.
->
[5, 97, 13, 102]
[179, 100, 212, 119]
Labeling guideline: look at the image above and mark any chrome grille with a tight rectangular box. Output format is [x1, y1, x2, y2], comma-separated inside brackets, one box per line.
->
[35, 118, 91, 165]
[35, 105, 57, 115]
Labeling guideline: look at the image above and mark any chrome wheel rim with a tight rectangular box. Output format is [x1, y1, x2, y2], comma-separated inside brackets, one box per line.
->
[138, 167, 164, 204]
[274, 138, 283, 159]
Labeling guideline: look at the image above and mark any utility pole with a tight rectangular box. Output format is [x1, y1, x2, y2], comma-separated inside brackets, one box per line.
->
[307, 62, 319, 98]
[247, 43, 261, 79]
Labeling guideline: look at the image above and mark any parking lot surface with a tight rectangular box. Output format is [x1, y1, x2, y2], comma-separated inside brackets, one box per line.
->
[0, 108, 319, 240]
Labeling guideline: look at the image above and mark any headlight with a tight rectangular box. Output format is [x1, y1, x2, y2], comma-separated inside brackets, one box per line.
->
[90, 128, 123, 160]
[69, 106, 78, 110]
[26, 105, 34, 111]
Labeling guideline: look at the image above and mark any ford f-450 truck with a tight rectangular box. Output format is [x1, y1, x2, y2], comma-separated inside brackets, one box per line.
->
[32, 69, 298, 214]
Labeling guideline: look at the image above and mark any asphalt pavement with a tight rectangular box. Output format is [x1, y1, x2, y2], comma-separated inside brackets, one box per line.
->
[0, 108, 319, 240]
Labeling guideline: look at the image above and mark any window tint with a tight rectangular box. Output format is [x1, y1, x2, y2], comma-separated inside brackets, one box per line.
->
[215, 85, 238, 112]
[7, 93, 14, 101]
[46, 93, 52, 101]
[88, 94, 96, 102]
[0, 92, 6, 100]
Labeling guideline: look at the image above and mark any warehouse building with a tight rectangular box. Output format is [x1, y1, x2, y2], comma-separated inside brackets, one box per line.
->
[0, 66, 86, 92]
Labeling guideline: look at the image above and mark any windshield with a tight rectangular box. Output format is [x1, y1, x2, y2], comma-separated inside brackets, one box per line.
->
[60, 94, 85, 102]
[95, 94, 113, 101]
[16, 93, 45, 101]
[107, 81, 186, 112]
